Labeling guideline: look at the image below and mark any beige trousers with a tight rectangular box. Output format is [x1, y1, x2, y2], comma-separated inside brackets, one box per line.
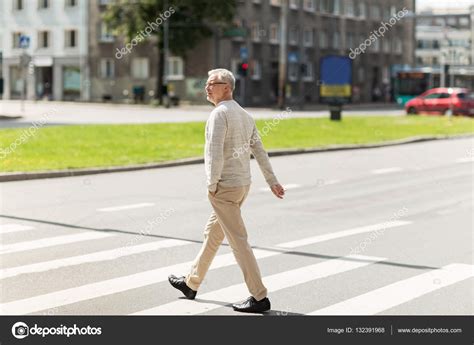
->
[185, 184, 268, 301]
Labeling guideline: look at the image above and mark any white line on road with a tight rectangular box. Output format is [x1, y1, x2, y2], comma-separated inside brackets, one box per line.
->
[259, 184, 302, 192]
[308, 263, 474, 315]
[370, 167, 404, 175]
[277, 221, 412, 249]
[0, 220, 412, 315]
[0, 239, 192, 280]
[456, 157, 474, 163]
[0, 232, 114, 255]
[97, 203, 155, 212]
[0, 248, 279, 315]
[132, 255, 386, 315]
[0, 224, 34, 234]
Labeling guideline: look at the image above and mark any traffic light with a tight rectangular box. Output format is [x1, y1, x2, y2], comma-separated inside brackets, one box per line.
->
[238, 62, 249, 77]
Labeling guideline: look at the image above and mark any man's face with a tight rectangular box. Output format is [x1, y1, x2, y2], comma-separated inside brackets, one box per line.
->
[205, 75, 229, 105]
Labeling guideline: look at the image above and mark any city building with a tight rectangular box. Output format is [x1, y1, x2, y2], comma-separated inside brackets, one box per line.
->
[415, 6, 474, 89]
[0, 0, 89, 101]
[1, 0, 416, 106]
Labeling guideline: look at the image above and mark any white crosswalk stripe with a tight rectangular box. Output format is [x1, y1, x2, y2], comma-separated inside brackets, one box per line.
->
[132, 255, 386, 315]
[278, 221, 412, 248]
[0, 224, 34, 234]
[0, 248, 279, 315]
[308, 263, 474, 315]
[0, 220, 416, 315]
[0, 232, 114, 255]
[0, 238, 192, 280]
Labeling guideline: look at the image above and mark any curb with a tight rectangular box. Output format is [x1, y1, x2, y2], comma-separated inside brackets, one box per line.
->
[1, 134, 472, 183]
[0, 115, 23, 120]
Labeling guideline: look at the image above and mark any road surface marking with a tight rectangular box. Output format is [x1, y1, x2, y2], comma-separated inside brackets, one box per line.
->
[456, 157, 474, 163]
[371, 167, 403, 175]
[277, 221, 412, 249]
[259, 184, 301, 192]
[97, 203, 155, 212]
[308, 263, 474, 315]
[0, 232, 113, 255]
[0, 239, 192, 280]
[0, 248, 279, 315]
[132, 255, 386, 315]
[0, 220, 409, 314]
[0, 224, 34, 234]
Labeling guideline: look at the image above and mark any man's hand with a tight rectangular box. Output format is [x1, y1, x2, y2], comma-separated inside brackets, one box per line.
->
[270, 184, 285, 199]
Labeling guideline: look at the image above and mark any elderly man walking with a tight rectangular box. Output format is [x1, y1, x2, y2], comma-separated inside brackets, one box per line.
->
[168, 68, 285, 313]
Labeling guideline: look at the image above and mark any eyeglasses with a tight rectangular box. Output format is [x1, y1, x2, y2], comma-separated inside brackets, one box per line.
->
[205, 82, 227, 88]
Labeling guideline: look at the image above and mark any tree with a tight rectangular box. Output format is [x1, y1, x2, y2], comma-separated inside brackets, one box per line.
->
[104, 0, 237, 104]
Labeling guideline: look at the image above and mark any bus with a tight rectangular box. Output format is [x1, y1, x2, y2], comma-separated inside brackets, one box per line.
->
[392, 67, 441, 106]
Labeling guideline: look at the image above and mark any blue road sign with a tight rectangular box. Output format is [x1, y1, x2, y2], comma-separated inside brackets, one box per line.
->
[240, 47, 248, 60]
[19, 35, 30, 49]
[288, 52, 298, 63]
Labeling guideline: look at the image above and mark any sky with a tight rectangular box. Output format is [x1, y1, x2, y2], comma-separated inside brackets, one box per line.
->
[416, 0, 474, 11]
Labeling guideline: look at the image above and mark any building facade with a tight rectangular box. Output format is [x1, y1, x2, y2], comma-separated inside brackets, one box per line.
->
[179, 0, 416, 106]
[0, 0, 89, 101]
[415, 6, 474, 89]
[1, 0, 416, 106]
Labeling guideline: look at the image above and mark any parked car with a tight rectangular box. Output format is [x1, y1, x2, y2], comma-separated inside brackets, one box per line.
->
[405, 88, 474, 116]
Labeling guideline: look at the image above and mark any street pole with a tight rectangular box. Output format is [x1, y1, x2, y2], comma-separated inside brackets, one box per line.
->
[163, 0, 170, 107]
[277, 0, 288, 109]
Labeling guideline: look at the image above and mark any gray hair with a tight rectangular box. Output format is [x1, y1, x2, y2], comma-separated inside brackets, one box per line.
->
[208, 68, 235, 91]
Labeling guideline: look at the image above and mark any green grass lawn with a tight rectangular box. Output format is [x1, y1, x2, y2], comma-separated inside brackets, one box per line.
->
[1, 115, 473, 172]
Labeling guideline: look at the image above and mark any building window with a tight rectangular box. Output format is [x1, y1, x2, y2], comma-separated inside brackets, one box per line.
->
[372, 38, 380, 52]
[319, 31, 328, 48]
[383, 39, 390, 53]
[290, 0, 298, 10]
[251, 60, 261, 80]
[269, 23, 279, 44]
[390, 5, 397, 17]
[12, 32, 23, 48]
[319, 0, 329, 12]
[289, 26, 298, 45]
[66, 0, 77, 6]
[370, 5, 381, 20]
[167, 56, 184, 80]
[38, 31, 50, 48]
[132, 58, 149, 79]
[332, 32, 340, 49]
[100, 22, 114, 42]
[288, 62, 298, 81]
[346, 32, 354, 49]
[303, 28, 313, 47]
[383, 7, 391, 20]
[459, 17, 469, 27]
[13, 0, 23, 10]
[302, 61, 313, 81]
[100, 58, 114, 78]
[303, 0, 315, 12]
[393, 38, 402, 54]
[333, 0, 341, 14]
[65, 29, 77, 48]
[38, 0, 49, 9]
[344, 0, 355, 17]
[358, 2, 366, 18]
[251, 22, 261, 42]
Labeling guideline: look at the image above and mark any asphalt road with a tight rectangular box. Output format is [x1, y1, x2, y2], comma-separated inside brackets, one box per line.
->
[0, 138, 472, 315]
[0, 100, 403, 128]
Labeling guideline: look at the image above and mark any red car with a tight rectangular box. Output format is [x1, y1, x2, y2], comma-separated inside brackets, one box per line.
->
[405, 88, 474, 116]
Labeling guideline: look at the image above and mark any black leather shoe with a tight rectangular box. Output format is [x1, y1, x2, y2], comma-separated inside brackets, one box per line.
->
[232, 296, 271, 313]
[168, 275, 197, 300]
